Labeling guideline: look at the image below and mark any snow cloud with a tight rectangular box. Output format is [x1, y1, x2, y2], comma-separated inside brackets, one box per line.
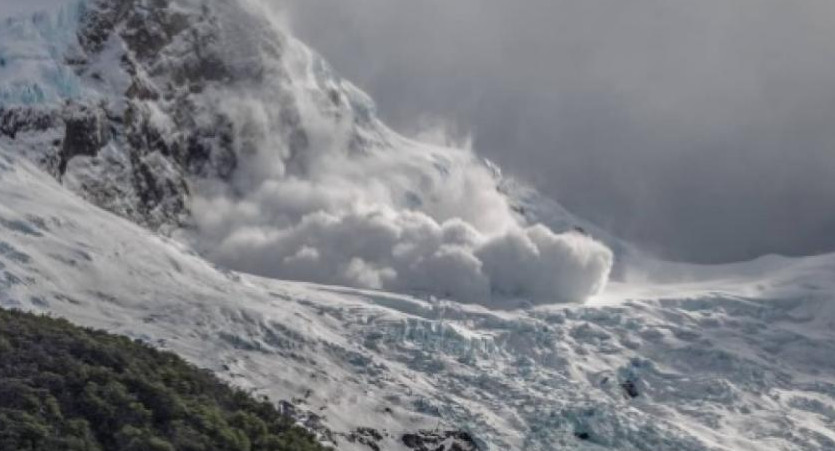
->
[181, 9, 612, 306]
[196, 203, 612, 305]
[281, 0, 835, 263]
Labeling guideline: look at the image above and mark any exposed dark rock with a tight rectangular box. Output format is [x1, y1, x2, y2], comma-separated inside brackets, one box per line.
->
[575, 431, 591, 440]
[278, 400, 340, 447]
[0, 107, 57, 140]
[59, 103, 109, 174]
[121, 2, 190, 61]
[125, 77, 160, 100]
[402, 430, 480, 451]
[45, 0, 241, 229]
[1, 0, 369, 235]
[622, 379, 640, 399]
[347, 427, 385, 451]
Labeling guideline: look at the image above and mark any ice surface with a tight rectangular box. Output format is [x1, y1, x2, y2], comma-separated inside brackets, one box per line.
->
[1, 2, 834, 449]
[2, 149, 834, 450]
[0, 1, 87, 104]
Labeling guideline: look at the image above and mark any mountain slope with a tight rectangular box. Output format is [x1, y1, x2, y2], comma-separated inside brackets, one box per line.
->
[0, 308, 327, 451]
[0, 0, 613, 307]
[1, 1, 834, 450]
[2, 149, 835, 450]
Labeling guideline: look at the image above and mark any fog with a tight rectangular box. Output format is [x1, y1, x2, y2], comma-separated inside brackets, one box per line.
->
[176, 3, 613, 306]
[280, 0, 835, 263]
[189, 67, 614, 305]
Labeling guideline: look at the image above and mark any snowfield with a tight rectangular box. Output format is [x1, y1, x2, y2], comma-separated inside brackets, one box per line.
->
[1, 1, 835, 450]
[2, 150, 835, 450]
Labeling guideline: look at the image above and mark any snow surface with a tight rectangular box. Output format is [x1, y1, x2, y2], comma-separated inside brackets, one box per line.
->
[2, 149, 835, 450]
[1, 1, 835, 449]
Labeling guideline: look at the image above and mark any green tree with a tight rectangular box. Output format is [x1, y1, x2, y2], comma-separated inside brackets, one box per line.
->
[0, 309, 328, 451]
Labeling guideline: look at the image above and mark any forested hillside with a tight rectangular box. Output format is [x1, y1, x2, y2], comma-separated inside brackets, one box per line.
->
[0, 309, 328, 451]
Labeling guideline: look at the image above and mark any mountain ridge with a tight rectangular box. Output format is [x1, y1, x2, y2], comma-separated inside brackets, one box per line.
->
[0, 0, 614, 306]
[1, 1, 834, 450]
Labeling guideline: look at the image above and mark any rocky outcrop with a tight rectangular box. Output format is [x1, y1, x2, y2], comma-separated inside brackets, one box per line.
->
[0, 0, 256, 230]
[277, 398, 482, 451]
[0, 107, 57, 140]
[59, 103, 110, 174]
[0, 0, 400, 235]
[402, 430, 480, 451]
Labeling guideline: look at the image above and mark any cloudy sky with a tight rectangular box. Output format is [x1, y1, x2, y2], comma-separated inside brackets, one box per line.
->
[280, 0, 835, 263]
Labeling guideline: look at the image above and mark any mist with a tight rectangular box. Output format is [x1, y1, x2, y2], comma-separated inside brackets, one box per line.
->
[280, 0, 835, 263]
[164, 2, 615, 306]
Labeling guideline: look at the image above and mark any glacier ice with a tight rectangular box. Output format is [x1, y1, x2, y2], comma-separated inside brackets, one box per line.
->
[1, 1, 834, 450]
[0, 1, 87, 104]
[2, 144, 835, 450]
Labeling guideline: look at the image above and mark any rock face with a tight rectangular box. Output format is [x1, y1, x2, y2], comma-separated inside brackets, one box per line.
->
[401, 430, 480, 451]
[0, 0, 326, 231]
[0, 3, 630, 448]
[59, 103, 110, 174]
[2, 0, 619, 306]
[0, 107, 57, 141]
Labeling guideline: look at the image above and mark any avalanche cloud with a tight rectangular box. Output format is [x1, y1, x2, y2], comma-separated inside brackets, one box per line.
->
[196, 204, 613, 305]
[188, 125, 613, 305]
[0, 0, 613, 306]
[181, 18, 613, 305]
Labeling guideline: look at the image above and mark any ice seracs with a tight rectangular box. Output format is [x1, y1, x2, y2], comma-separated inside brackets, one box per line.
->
[2, 148, 834, 449]
[1, 1, 834, 450]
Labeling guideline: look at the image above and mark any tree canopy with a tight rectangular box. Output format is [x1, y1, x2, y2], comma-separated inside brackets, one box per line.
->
[0, 308, 328, 451]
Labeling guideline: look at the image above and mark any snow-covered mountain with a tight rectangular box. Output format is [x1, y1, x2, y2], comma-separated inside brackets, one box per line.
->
[1, 1, 834, 450]
[1, 0, 618, 308]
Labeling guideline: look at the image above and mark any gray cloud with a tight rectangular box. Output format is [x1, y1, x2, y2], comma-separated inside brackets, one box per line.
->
[279, 0, 835, 263]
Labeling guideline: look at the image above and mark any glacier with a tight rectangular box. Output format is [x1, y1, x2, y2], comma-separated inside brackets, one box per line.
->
[1, 0, 834, 450]
[0, 1, 88, 104]
[2, 146, 835, 450]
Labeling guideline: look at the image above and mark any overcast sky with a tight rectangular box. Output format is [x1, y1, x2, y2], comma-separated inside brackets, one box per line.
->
[279, 0, 835, 263]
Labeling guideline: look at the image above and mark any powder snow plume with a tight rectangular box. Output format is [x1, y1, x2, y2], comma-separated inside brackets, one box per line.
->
[182, 3, 613, 306]
[0, 0, 613, 306]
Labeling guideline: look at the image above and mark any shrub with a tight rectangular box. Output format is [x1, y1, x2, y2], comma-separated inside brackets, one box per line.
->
[0, 309, 328, 451]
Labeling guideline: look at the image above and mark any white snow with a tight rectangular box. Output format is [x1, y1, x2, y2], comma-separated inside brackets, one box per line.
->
[1, 1, 834, 450]
[178, 18, 614, 306]
[1, 0, 614, 307]
[2, 149, 835, 450]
